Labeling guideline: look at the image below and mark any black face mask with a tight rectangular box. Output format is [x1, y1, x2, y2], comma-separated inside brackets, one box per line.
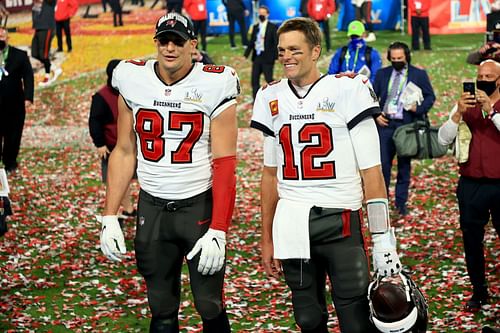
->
[258, 15, 267, 22]
[476, 80, 498, 96]
[391, 61, 406, 71]
[0, 41, 6, 50]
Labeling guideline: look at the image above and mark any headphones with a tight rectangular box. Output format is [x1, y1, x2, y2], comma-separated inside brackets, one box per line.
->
[386, 41, 411, 64]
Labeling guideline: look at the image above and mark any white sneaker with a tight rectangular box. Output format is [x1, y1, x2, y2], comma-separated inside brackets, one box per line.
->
[365, 32, 376, 42]
[38, 67, 62, 87]
[52, 67, 62, 82]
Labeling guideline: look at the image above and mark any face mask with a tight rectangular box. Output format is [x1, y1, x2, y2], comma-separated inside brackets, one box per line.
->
[0, 41, 5, 50]
[476, 80, 497, 96]
[391, 61, 406, 71]
[258, 15, 266, 22]
[349, 38, 363, 47]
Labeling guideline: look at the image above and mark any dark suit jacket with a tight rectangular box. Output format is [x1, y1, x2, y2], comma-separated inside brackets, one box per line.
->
[244, 21, 278, 62]
[0, 46, 34, 108]
[373, 64, 435, 124]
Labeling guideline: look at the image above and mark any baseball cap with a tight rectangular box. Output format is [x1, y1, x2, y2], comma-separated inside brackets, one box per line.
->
[347, 20, 366, 37]
[154, 13, 196, 40]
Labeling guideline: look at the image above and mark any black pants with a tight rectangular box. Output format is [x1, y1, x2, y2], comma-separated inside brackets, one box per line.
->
[193, 19, 207, 51]
[31, 29, 54, 74]
[56, 19, 72, 52]
[353, 2, 373, 32]
[227, 11, 248, 47]
[135, 189, 230, 333]
[411, 16, 431, 50]
[281, 208, 374, 333]
[166, 1, 182, 13]
[0, 102, 25, 170]
[251, 57, 274, 100]
[456, 176, 500, 297]
[109, 0, 123, 26]
[316, 19, 331, 51]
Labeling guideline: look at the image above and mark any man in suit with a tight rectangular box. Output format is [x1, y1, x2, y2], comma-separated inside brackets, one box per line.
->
[244, 5, 278, 100]
[373, 41, 435, 216]
[222, 0, 249, 49]
[0, 28, 34, 173]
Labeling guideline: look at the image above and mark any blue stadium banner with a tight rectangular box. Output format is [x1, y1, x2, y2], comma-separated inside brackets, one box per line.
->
[337, 0, 402, 31]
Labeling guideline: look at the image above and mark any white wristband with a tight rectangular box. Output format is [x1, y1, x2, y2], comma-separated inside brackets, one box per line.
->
[367, 198, 390, 233]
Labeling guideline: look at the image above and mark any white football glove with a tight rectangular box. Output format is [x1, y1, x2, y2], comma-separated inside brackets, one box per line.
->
[98, 215, 126, 262]
[186, 228, 226, 275]
[372, 227, 402, 277]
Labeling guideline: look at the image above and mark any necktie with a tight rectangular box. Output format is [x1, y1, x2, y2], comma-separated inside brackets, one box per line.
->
[384, 72, 401, 114]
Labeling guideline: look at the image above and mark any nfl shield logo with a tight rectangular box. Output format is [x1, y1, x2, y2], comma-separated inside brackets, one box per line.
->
[165, 89, 172, 96]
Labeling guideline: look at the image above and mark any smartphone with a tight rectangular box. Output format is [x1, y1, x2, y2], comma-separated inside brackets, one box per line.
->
[463, 82, 475, 96]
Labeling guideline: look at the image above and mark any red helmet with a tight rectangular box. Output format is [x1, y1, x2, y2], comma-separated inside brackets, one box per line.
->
[368, 271, 428, 333]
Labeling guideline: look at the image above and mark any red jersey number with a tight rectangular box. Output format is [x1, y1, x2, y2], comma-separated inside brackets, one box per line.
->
[135, 109, 165, 162]
[279, 123, 336, 180]
[135, 110, 204, 163]
[169, 112, 204, 163]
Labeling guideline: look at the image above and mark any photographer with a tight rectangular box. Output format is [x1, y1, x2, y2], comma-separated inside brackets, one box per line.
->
[466, 41, 500, 65]
[437, 60, 500, 312]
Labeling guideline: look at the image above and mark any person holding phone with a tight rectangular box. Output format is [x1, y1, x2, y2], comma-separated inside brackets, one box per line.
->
[438, 59, 500, 312]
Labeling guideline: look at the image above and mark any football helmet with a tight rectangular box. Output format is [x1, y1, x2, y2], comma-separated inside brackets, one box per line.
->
[368, 271, 428, 333]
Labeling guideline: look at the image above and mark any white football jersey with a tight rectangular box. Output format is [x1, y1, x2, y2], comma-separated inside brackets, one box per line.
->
[113, 60, 239, 200]
[251, 74, 380, 209]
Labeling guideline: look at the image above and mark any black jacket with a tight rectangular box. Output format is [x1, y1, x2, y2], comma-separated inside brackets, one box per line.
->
[222, 0, 246, 13]
[244, 21, 278, 62]
[0, 46, 34, 107]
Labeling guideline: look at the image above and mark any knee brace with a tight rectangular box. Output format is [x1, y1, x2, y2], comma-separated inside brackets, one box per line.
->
[293, 295, 327, 332]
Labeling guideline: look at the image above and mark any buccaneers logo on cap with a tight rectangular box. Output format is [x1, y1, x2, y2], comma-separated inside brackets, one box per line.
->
[166, 19, 176, 27]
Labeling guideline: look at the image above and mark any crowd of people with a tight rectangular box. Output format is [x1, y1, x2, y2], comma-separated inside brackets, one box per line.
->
[1, 0, 499, 332]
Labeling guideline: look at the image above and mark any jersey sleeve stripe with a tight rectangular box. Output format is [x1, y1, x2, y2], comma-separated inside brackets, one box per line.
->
[347, 107, 381, 130]
[211, 97, 236, 117]
[250, 120, 275, 137]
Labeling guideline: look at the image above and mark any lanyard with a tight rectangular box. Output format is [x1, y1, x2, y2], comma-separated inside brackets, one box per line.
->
[0, 46, 8, 64]
[345, 47, 360, 72]
[387, 69, 408, 100]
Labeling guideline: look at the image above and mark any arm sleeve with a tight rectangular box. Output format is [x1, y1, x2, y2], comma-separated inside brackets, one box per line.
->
[89, 93, 113, 148]
[437, 105, 459, 146]
[22, 51, 34, 102]
[350, 117, 381, 169]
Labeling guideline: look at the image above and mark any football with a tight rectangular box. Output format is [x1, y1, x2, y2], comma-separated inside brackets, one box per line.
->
[371, 282, 412, 322]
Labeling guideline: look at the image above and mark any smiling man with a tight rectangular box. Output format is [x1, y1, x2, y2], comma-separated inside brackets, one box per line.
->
[99, 12, 239, 333]
[250, 17, 403, 332]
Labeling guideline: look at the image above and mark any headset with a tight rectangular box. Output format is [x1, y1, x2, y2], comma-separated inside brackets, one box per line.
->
[386, 41, 411, 64]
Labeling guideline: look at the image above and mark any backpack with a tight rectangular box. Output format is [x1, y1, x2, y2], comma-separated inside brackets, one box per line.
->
[339, 45, 372, 72]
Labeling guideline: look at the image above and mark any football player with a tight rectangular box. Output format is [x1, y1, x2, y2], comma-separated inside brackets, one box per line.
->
[251, 17, 402, 332]
[99, 13, 238, 333]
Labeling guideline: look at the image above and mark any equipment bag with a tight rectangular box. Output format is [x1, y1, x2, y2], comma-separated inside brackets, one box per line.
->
[392, 119, 448, 159]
